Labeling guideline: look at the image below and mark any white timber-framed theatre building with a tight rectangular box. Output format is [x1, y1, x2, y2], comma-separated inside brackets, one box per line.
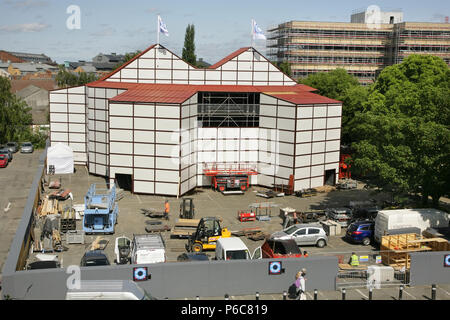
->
[49, 44, 343, 196]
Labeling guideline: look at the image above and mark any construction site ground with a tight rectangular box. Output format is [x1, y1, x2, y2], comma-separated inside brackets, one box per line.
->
[31, 164, 394, 268]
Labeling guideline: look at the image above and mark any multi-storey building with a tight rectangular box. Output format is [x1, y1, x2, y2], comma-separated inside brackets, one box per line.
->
[268, 12, 450, 84]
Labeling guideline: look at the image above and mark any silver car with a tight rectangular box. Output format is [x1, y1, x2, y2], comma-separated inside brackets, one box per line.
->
[20, 142, 34, 153]
[271, 223, 328, 248]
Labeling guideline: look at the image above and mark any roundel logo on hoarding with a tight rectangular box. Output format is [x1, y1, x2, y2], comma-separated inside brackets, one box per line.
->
[444, 254, 450, 267]
[133, 267, 148, 281]
[268, 261, 282, 275]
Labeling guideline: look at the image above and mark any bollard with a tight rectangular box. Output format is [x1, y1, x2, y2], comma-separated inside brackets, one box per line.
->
[431, 284, 436, 300]
[369, 287, 373, 300]
[314, 289, 318, 300]
[196, 296, 199, 300]
[256, 292, 259, 300]
[342, 288, 346, 300]
[283, 291, 287, 300]
[225, 294, 229, 300]
[399, 285, 403, 300]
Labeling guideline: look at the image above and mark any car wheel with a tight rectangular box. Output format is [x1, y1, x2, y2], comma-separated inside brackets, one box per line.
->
[362, 237, 371, 246]
[316, 239, 326, 248]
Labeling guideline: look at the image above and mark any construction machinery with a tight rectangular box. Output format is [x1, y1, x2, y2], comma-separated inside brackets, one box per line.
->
[179, 198, 195, 219]
[186, 217, 231, 252]
[83, 184, 118, 234]
[203, 163, 257, 195]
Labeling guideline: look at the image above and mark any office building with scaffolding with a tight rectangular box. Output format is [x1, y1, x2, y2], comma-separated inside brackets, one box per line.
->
[267, 10, 450, 84]
[49, 44, 342, 196]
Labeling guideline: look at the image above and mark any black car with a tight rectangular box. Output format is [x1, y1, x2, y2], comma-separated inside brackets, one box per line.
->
[80, 250, 110, 267]
[177, 252, 209, 262]
[6, 142, 18, 153]
[27, 260, 60, 270]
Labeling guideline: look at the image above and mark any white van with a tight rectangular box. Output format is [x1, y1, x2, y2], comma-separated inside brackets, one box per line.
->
[66, 280, 154, 300]
[374, 208, 449, 243]
[215, 237, 262, 260]
[131, 234, 166, 264]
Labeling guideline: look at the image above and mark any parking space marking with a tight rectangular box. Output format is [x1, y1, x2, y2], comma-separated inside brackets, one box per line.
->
[355, 289, 368, 299]
[306, 292, 313, 300]
[403, 289, 417, 300]
[437, 286, 450, 297]
[135, 194, 142, 204]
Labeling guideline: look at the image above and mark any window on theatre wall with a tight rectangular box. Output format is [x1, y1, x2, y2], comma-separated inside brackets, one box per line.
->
[197, 92, 260, 128]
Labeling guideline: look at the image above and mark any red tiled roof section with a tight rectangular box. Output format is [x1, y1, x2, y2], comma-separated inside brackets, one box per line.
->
[209, 47, 251, 69]
[102, 82, 340, 104]
[10, 79, 57, 93]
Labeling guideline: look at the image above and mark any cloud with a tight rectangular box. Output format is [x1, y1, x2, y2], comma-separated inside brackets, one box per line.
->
[0, 22, 50, 32]
[3, 0, 49, 9]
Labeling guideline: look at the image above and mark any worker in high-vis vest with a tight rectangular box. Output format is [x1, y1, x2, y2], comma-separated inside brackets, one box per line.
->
[350, 252, 359, 266]
[164, 200, 170, 220]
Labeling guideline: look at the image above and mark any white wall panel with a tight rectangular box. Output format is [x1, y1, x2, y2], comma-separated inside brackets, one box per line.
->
[156, 131, 178, 144]
[95, 88, 106, 98]
[295, 167, 310, 179]
[155, 69, 171, 79]
[156, 105, 180, 118]
[156, 144, 179, 157]
[110, 141, 132, 154]
[156, 157, 179, 170]
[259, 105, 276, 117]
[314, 106, 327, 117]
[313, 118, 327, 130]
[68, 133, 85, 143]
[134, 169, 154, 181]
[110, 103, 132, 116]
[156, 119, 179, 130]
[134, 156, 154, 168]
[297, 119, 312, 131]
[278, 142, 294, 155]
[326, 140, 340, 152]
[110, 167, 133, 177]
[138, 70, 154, 80]
[277, 118, 295, 131]
[312, 142, 325, 153]
[311, 165, 324, 177]
[298, 107, 313, 118]
[296, 131, 312, 143]
[134, 143, 154, 156]
[278, 106, 295, 118]
[296, 143, 312, 156]
[110, 129, 132, 141]
[134, 104, 154, 117]
[70, 114, 85, 123]
[240, 139, 259, 150]
[268, 72, 283, 82]
[325, 151, 340, 164]
[134, 181, 154, 194]
[311, 153, 325, 165]
[68, 94, 84, 104]
[139, 58, 155, 68]
[240, 151, 258, 162]
[326, 128, 341, 140]
[155, 170, 179, 182]
[296, 155, 311, 167]
[50, 93, 67, 103]
[260, 116, 276, 128]
[155, 182, 178, 195]
[51, 132, 68, 141]
[240, 128, 259, 139]
[260, 94, 277, 105]
[327, 117, 341, 128]
[68, 104, 85, 114]
[312, 130, 326, 141]
[328, 105, 341, 117]
[134, 118, 154, 130]
[311, 177, 324, 188]
[278, 154, 294, 167]
[50, 113, 67, 122]
[258, 174, 273, 187]
[295, 180, 310, 190]
[50, 103, 67, 113]
[51, 123, 67, 132]
[110, 154, 132, 167]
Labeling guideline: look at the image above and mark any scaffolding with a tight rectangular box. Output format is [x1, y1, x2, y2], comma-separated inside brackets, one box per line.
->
[197, 92, 259, 128]
[267, 20, 450, 84]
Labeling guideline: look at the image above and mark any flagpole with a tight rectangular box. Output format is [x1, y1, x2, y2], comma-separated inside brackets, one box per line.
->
[251, 19, 254, 48]
[157, 15, 160, 45]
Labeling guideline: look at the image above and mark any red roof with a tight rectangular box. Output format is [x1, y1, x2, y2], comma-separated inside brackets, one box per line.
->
[208, 47, 251, 69]
[86, 82, 339, 104]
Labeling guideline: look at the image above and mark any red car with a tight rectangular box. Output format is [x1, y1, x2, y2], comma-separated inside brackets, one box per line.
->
[261, 238, 303, 258]
[0, 155, 8, 168]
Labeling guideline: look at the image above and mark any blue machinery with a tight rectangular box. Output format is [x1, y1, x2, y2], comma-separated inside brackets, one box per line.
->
[83, 184, 118, 234]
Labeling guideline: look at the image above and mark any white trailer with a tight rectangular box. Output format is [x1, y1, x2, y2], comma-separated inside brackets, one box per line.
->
[374, 208, 450, 243]
[130, 234, 166, 264]
[215, 237, 261, 260]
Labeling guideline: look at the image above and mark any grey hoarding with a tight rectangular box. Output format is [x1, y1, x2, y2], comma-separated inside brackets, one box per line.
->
[409, 251, 450, 286]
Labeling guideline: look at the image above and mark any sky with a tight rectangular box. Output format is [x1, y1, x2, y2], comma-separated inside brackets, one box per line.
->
[0, 0, 448, 64]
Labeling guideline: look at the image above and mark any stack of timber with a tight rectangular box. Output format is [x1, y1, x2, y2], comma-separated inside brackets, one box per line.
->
[171, 219, 200, 238]
[380, 233, 437, 270]
[38, 197, 61, 217]
[60, 207, 76, 233]
[90, 236, 109, 250]
[315, 185, 336, 193]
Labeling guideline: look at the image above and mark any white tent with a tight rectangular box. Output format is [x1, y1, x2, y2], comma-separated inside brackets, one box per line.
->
[47, 143, 74, 174]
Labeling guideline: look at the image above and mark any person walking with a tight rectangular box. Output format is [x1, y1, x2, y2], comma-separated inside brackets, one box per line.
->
[295, 268, 307, 300]
[350, 252, 359, 267]
[164, 200, 170, 220]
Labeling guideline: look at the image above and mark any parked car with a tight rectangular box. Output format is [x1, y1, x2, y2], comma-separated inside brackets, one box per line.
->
[80, 250, 110, 267]
[5, 142, 18, 153]
[261, 238, 303, 258]
[271, 223, 328, 248]
[20, 142, 34, 153]
[215, 237, 261, 260]
[325, 207, 353, 227]
[345, 220, 375, 246]
[177, 252, 210, 262]
[0, 155, 8, 168]
[0, 148, 12, 162]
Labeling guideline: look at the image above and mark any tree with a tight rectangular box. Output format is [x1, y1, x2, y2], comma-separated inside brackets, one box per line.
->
[350, 55, 450, 206]
[276, 61, 292, 77]
[0, 76, 33, 144]
[182, 24, 196, 66]
[299, 68, 366, 145]
[56, 66, 97, 88]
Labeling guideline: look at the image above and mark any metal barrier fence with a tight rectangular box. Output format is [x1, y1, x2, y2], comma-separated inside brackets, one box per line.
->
[310, 250, 411, 289]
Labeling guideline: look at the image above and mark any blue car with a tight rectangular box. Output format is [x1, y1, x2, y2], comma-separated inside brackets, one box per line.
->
[346, 220, 375, 246]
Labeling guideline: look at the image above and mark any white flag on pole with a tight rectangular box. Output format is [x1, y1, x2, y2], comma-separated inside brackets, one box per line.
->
[158, 15, 169, 37]
[252, 19, 266, 40]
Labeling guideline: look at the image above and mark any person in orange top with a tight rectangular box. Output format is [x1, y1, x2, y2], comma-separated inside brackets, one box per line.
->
[164, 200, 170, 220]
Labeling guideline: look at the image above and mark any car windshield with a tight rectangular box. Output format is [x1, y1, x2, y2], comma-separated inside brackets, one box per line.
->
[225, 250, 248, 260]
[22, 143, 32, 146]
[273, 241, 300, 254]
[284, 225, 299, 235]
[6, 143, 15, 146]
[85, 258, 109, 266]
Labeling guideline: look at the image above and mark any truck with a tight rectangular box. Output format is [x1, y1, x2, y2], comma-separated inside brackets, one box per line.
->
[131, 234, 166, 264]
[374, 208, 450, 243]
[65, 280, 154, 300]
[214, 237, 261, 260]
[83, 184, 118, 234]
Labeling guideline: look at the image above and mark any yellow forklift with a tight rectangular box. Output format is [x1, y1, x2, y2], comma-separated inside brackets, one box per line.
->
[185, 217, 231, 252]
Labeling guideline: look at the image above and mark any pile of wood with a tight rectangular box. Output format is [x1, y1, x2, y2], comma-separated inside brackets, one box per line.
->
[380, 233, 450, 270]
[171, 218, 200, 238]
[90, 236, 109, 250]
[38, 197, 61, 216]
[315, 185, 336, 193]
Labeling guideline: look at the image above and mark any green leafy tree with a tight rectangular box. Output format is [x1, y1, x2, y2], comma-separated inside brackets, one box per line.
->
[351, 55, 450, 206]
[276, 61, 292, 77]
[182, 24, 196, 66]
[56, 66, 97, 88]
[299, 68, 366, 145]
